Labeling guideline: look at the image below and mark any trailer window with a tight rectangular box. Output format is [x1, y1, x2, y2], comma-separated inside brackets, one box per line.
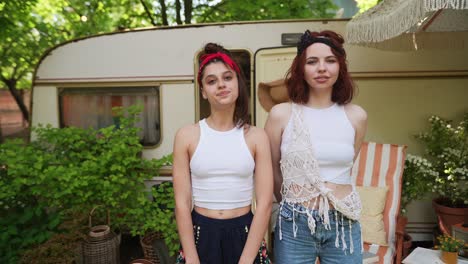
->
[59, 87, 160, 147]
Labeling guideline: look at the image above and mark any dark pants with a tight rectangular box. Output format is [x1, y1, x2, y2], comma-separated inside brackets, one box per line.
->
[176, 210, 270, 264]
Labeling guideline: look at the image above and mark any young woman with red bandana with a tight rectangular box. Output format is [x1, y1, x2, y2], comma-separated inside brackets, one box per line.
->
[173, 43, 272, 264]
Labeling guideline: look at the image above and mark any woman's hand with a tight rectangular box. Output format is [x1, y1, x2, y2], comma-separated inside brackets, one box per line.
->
[238, 257, 254, 264]
[184, 256, 201, 264]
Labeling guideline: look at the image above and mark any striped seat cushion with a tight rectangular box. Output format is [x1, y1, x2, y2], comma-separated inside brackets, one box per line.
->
[351, 142, 407, 264]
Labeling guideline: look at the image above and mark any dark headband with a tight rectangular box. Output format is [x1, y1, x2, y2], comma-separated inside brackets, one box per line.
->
[297, 30, 344, 56]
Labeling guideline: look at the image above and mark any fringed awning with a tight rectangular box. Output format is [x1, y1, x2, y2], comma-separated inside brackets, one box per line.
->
[346, 0, 468, 45]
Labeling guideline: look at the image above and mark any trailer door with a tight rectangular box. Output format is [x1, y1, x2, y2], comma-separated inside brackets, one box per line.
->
[254, 47, 295, 128]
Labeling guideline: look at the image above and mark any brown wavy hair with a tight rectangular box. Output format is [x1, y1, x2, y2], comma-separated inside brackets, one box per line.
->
[286, 30, 355, 105]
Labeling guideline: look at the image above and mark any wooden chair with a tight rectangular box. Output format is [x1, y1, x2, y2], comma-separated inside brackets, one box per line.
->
[351, 142, 407, 264]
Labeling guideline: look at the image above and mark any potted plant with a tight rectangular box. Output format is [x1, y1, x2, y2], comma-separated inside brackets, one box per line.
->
[18, 210, 89, 264]
[135, 180, 179, 263]
[415, 113, 468, 234]
[401, 154, 438, 216]
[434, 234, 466, 264]
[399, 154, 439, 258]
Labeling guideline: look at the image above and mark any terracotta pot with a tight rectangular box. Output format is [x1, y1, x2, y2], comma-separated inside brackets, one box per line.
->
[432, 198, 467, 234]
[440, 250, 458, 264]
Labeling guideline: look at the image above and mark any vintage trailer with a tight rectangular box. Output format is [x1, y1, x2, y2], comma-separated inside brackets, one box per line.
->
[31, 19, 468, 241]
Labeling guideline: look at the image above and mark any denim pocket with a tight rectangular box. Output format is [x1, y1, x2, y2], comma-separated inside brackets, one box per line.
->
[279, 205, 294, 222]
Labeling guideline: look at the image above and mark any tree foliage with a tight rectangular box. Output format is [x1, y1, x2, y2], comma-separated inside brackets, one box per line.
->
[0, 0, 337, 123]
[195, 0, 337, 23]
[0, 0, 59, 121]
[355, 0, 382, 13]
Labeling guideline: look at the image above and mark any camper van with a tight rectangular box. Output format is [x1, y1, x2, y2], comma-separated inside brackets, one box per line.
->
[31, 19, 468, 246]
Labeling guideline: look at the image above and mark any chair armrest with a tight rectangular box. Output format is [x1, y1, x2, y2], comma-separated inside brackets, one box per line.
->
[395, 215, 408, 264]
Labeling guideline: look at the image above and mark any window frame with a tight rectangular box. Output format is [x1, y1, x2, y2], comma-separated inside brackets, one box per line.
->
[58, 85, 162, 148]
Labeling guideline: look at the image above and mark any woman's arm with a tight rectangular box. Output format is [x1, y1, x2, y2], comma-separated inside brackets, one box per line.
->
[345, 104, 368, 159]
[173, 126, 200, 264]
[264, 103, 290, 202]
[238, 128, 273, 264]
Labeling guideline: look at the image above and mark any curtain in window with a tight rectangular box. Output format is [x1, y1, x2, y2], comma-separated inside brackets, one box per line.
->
[63, 95, 113, 129]
[122, 95, 159, 145]
[61, 91, 160, 146]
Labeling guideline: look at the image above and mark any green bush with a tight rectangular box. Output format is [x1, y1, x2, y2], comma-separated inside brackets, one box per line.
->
[401, 113, 468, 214]
[0, 105, 176, 262]
[152, 181, 178, 255]
[417, 113, 468, 207]
[401, 154, 437, 214]
[19, 210, 89, 264]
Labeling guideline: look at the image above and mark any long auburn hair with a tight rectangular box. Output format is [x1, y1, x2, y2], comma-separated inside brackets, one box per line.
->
[286, 30, 355, 105]
[198, 43, 250, 128]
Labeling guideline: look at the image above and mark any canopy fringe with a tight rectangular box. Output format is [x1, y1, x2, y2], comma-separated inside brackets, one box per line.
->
[346, 0, 468, 44]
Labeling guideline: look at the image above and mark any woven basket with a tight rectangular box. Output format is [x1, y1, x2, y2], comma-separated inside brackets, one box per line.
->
[140, 232, 164, 264]
[82, 207, 121, 264]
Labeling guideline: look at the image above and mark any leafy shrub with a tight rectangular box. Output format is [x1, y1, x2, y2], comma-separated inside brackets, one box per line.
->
[401, 113, 468, 214]
[0, 105, 176, 262]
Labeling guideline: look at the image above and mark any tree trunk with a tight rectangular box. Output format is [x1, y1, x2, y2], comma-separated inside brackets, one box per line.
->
[139, 0, 157, 26]
[5, 79, 29, 123]
[175, 0, 182, 25]
[158, 0, 169, 25]
[183, 0, 192, 24]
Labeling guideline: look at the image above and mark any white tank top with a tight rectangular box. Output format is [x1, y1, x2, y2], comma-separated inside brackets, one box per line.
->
[190, 119, 255, 210]
[281, 103, 355, 184]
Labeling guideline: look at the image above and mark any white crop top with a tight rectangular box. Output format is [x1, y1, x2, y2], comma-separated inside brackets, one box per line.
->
[190, 119, 255, 210]
[281, 103, 355, 184]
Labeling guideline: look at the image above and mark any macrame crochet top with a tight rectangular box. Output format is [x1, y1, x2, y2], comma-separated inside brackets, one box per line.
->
[280, 103, 362, 228]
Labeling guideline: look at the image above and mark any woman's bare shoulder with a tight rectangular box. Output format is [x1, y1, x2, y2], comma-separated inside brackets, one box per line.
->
[344, 103, 367, 123]
[245, 125, 268, 139]
[268, 102, 292, 123]
[175, 123, 200, 143]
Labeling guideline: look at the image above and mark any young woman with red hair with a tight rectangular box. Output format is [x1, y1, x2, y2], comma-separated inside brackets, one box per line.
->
[265, 30, 367, 263]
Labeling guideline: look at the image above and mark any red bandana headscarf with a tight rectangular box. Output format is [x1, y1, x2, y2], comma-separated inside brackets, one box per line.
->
[197, 52, 241, 86]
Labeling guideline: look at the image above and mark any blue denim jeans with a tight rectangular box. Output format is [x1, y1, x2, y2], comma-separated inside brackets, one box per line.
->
[274, 203, 362, 264]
